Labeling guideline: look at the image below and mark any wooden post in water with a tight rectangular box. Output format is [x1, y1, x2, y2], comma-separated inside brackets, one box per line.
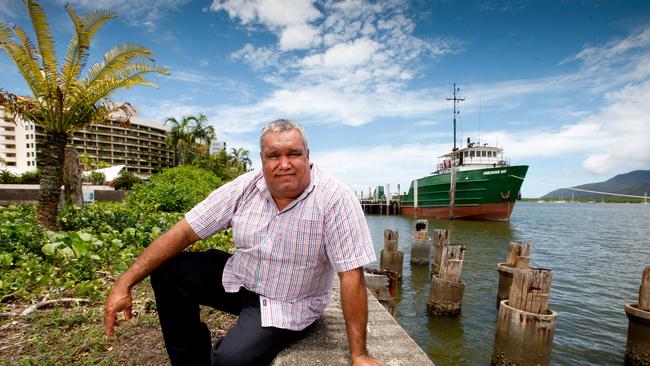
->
[380, 229, 404, 279]
[410, 220, 431, 265]
[492, 267, 557, 366]
[496, 242, 532, 308]
[624, 266, 650, 365]
[427, 243, 465, 316]
[431, 229, 449, 275]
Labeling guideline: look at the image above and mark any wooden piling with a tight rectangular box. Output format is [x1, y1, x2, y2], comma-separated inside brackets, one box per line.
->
[431, 229, 448, 275]
[380, 229, 404, 279]
[496, 242, 532, 308]
[624, 266, 650, 366]
[411, 220, 431, 265]
[427, 243, 466, 316]
[492, 267, 557, 366]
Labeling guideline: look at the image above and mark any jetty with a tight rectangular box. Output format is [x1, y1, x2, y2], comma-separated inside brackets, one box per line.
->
[358, 184, 401, 215]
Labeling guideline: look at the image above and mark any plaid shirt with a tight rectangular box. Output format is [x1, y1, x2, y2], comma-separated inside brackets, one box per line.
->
[185, 164, 376, 330]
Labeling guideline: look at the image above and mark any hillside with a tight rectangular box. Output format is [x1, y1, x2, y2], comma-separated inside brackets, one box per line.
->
[542, 170, 650, 199]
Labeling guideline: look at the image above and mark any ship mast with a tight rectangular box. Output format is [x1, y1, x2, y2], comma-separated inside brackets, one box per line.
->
[446, 83, 464, 151]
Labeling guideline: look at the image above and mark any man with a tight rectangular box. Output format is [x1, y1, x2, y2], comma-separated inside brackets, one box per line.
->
[105, 119, 383, 366]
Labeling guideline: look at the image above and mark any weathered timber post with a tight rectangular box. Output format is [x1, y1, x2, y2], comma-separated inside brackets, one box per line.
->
[365, 268, 398, 316]
[380, 229, 404, 279]
[431, 229, 449, 275]
[496, 242, 532, 308]
[427, 243, 465, 316]
[492, 267, 557, 366]
[411, 220, 431, 265]
[624, 266, 650, 365]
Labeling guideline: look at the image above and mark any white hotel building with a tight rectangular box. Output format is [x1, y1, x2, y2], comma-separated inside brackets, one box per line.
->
[0, 105, 174, 175]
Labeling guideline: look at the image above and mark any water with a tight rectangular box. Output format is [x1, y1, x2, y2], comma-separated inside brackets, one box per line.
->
[364, 202, 650, 366]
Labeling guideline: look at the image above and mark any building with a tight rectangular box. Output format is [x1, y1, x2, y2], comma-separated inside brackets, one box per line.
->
[209, 140, 227, 155]
[0, 104, 174, 175]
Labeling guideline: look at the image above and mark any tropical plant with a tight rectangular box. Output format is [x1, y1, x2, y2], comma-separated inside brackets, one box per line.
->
[84, 171, 105, 185]
[165, 113, 216, 165]
[230, 147, 252, 171]
[126, 165, 223, 213]
[113, 169, 141, 190]
[0, 1, 169, 229]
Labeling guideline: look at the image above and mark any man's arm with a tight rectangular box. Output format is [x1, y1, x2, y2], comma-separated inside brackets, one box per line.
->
[104, 218, 200, 337]
[338, 267, 383, 366]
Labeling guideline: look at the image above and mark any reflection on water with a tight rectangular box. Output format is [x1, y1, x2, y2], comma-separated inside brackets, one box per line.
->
[364, 202, 650, 366]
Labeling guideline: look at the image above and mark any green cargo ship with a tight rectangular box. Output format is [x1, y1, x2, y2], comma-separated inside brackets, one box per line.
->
[401, 85, 528, 221]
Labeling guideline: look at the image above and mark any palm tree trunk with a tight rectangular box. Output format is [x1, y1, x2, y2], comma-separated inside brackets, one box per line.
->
[37, 132, 68, 230]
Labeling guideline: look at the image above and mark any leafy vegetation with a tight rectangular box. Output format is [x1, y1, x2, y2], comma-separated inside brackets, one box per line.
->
[1, 166, 231, 310]
[165, 113, 216, 166]
[113, 170, 141, 190]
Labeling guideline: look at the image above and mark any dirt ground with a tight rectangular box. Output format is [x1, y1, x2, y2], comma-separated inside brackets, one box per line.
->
[0, 282, 237, 365]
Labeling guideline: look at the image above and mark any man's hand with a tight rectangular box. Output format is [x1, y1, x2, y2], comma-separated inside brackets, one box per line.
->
[104, 282, 133, 337]
[352, 354, 384, 366]
[102, 219, 200, 338]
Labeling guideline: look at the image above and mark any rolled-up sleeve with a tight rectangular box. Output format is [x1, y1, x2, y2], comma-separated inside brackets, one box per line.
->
[324, 188, 376, 273]
[185, 178, 244, 239]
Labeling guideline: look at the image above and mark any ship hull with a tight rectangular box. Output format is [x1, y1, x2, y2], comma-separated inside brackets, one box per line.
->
[400, 165, 528, 221]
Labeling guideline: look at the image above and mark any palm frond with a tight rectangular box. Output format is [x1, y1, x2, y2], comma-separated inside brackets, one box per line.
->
[24, 0, 58, 86]
[1, 41, 47, 97]
[61, 4, 87, 92]
[9, 24, 46, 93]
[83, 43, 156, 83]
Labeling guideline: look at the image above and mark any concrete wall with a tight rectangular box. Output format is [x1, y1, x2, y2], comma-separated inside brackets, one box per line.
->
[272, 278, 434, 366]
[0, 184, 125, 205]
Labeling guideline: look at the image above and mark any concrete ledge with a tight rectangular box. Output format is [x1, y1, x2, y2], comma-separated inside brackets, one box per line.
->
[272, 278, 434, 366]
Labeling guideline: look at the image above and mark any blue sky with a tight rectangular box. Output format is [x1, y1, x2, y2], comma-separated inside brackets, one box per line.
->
[2, 0, 650, 197]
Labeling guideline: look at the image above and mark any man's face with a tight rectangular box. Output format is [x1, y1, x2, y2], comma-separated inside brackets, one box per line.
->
[261, 129, 311, 201]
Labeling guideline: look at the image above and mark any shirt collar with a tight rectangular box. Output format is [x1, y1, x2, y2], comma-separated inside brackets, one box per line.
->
[255, 163, 318, 212]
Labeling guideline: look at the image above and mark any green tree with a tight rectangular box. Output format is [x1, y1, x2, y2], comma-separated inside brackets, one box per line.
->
[0, 1, 168, 229]
[165, 113, 216, 165]
[230, 147, 252, 172]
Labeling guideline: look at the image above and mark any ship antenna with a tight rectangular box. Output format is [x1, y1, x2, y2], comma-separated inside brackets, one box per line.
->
[446, 83, 465, 150]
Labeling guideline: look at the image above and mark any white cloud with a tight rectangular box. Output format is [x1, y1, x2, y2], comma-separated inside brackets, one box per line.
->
[231, 44, 279, 70]
[279, 24, 321, 51]
[312, 142, 450, 194]
[211, 0, 322, 50]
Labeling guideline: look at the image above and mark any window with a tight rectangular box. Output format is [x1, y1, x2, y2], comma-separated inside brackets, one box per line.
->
[482, 151, 486, 157]
[464, 151, 468, 157]
[470, 151, 475, 157]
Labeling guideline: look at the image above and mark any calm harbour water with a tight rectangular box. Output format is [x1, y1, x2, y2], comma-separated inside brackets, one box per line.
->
[364, 202, 650, 366]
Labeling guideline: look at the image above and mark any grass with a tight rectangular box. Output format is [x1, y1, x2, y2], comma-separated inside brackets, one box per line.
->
[0, 281, 237, 366]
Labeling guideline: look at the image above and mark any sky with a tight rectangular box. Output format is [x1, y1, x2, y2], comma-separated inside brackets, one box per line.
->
[1, 0, 650, 197]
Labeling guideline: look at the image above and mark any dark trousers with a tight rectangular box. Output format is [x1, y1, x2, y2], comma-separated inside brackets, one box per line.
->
[150, 249, 307, 366]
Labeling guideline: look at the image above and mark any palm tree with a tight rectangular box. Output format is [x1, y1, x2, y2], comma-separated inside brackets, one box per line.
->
[191, 113, 216, 152]
[165, 113, 216, 165]
[0, 1, 168, 229]
[230, 147, 252, 172]
[165, 115, 196, 165]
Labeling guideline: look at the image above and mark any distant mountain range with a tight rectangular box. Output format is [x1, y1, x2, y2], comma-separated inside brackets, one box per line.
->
[542, 170, 650, 199]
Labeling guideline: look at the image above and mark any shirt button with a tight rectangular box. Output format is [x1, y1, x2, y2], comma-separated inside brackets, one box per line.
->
[263, 299, 267, 306]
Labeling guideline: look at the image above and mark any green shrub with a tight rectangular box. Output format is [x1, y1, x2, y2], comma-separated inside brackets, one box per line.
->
[114, 170, 141, 190]
[84, 171, 105, 185]
[126, 165, 223, 212]
[19, 169, 41, 184]
[0, 169, 18, 184]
